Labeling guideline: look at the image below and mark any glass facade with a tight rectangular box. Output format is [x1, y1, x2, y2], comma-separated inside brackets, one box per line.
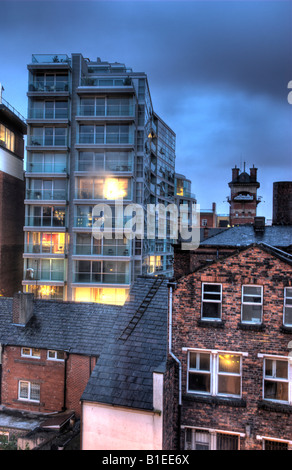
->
[24, 53, 176, 303]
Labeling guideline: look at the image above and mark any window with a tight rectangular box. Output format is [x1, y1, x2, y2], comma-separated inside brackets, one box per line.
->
[284, 287, 292, 326]
[0, 124, 15, 152]
[201, 283, 222, 320]
[264, 358, 289, 403]
[263, 439, 288, 451]
[185, 428, 239, 450]
[47, 350, 65, 361]
[18, 381, 40, 402]
[188, 350, 242, 397]
[242, 285, 263, 323]
[21, 348, 41, 359]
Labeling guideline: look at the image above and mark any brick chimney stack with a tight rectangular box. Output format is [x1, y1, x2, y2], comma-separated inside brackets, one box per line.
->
[232, 166, 240, 181]
[250, 165, 258, 182]
[12, 292, 34, 326]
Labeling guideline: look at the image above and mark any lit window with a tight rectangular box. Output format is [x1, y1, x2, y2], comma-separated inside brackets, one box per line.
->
[188, 350, 241, 397]
[18, 381, 40, 402]
[264, 358, 289, 403]
[241, 285, 263, 323]
[201, 283, 222, 320]
[21, 348, 41, 359]
[284, 287, 292, 327]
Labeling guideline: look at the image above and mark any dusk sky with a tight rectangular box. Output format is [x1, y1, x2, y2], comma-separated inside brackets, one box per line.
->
[1, 0, 291, 220]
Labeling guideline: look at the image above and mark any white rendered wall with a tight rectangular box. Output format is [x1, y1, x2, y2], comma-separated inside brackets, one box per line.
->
[81, 402, 163, 450]
[0, 147, 24, 180]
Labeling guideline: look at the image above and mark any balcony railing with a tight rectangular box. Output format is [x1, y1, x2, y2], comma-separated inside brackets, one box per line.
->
[28, 82, 70, 93]
[80, 77, 133, 88]
[31, 54, 71, 64]
[25, 217, 66, 228]
[75, 244, 131, 257]
[74, 215, 132, 229]
[26, 189, 67, 201]
[77, 104, 134, 118]
[26, 162, 67, 174]
[27, 135, 68, 147]
[76, 132, 134, 145]
[28, 108, 69, 120]
[75, 189, 131, 201]
[74, 272, 130, 284]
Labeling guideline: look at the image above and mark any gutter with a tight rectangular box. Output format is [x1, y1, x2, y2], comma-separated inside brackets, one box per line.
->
[167, 281, 182, 449]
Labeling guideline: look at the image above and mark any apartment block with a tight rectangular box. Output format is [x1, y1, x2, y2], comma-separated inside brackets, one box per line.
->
[0, 90, 26, 296]
[23, 54, 176, 303]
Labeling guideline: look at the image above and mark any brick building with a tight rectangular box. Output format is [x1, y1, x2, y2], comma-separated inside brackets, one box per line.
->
[0, 292, 121, 421]
[0, 94, 26, 296]
[170, 242, 292, 450]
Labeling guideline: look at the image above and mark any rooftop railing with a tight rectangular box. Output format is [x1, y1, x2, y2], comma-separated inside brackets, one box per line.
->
[31, 54, 71, 65]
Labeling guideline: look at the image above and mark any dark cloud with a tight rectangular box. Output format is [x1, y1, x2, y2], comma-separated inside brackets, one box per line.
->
[0, 0, 291, 218]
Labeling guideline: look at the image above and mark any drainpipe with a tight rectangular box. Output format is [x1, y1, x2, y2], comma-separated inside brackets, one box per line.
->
[62, 349, 70, 412]
[167, 281, 182, 449]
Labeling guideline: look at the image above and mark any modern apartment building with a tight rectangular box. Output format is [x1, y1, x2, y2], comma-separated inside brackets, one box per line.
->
[0, 88, 27, 296]
[23, 54, 176, 304]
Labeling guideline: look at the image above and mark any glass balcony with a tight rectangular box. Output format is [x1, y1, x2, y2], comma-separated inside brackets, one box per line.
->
[75, 244, 130, 257]
[74, 271, 130, 284]
[77, 104, 134, 118]
[27, 135, 68, 147]
[28, 81, 70, 93]
[80, 77, 132, 88]
[31, 54, 71, 64]
[26, 189, 67, 201]
[28, 107, 69, 120]
[26, 162, 67, 174]
[73, 215, 132, 229]
[76, 132, 134, 145]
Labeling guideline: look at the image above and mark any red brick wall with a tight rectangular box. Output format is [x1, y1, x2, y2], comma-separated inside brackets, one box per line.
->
[1, 347, 96, 418]
[0, 171, 25, 296]
[171, 245, 292, 450]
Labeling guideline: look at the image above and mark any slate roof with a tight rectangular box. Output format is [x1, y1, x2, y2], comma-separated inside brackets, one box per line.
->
[0, 275, 169, 412]
[201, 225, 292, 247]
[80, 276, 169, 411]
[0, 297, 122, 356]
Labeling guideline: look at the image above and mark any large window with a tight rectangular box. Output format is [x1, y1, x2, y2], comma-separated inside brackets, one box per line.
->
[25, 232, 66, 254]
[74, 260, 130, 284]
[27, 152, 67, 173]
[31, 73, 69, 92]
[0, 123, 15, 152]
[201, 283, 222, 320]
[185, 428, 239, 450]
[18, 381, 40, 403]
[26, 206, 66, 227]
[77, 150, 133, 172]
[26, 178, 66, 200]
[284, 287, 292, 327]
[26, 258, 65, 281]
[241, 285, 263, 323]
[78, 97, 133, 117]
[29, 127, 67, 147]
[188, 350, 242, 397]
[76, 177, 131, 200]
[263, 358, 289, 403]
[29, 100, 68, 119]
[78, 124, 133, 145]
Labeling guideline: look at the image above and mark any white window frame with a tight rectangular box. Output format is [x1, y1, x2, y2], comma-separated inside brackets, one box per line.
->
[284, 287, 292, 327]
[18, 380, 40, 403]
[261, 355, 291, 405]
[201, 283, 222, 321]
[47, 350, 65, 361]
[184, 427, 242, 450]
[187, 349, 243, 398]
[21, 347, 41, 359]
[241, 284, 263, 324]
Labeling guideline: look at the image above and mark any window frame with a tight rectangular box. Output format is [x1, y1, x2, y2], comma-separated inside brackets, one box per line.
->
[47, 350, 65, 361]
[185, 427, 240, 450]
[263, 357, 290, 404]
[201, 282, 222, 321]
[187, 349, 243, 398]
[18, 380, 40, 403]
[241, 284, 263, 324]
[284, 287, 292, 327]
[21, 347, 41, 359]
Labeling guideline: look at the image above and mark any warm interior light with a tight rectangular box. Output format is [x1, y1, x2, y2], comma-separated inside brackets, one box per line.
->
[104, 178, 127, 200]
